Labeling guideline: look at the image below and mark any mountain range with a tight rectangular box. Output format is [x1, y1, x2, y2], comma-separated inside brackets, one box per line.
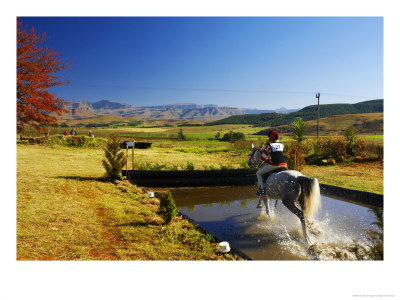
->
[63, 100, 299, 122]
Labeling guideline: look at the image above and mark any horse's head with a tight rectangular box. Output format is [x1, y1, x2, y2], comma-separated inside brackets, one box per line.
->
[247, 143, 262, 168]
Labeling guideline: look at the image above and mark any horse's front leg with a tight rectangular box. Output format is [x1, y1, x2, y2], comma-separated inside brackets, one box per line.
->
[257, 195, 263, 208]
[262, 196, 271, 217]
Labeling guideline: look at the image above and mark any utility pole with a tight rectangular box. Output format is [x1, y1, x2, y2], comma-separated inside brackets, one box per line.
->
[316, 92, 320, 138]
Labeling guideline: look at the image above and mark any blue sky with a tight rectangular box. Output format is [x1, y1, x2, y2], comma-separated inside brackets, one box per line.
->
[21, 17, 383, 110]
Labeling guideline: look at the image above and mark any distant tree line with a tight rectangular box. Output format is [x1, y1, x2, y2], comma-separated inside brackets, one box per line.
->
[215, 131, 245, 142]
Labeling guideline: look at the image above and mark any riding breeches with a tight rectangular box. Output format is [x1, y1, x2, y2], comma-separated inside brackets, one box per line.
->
[256, 164, 282, 189]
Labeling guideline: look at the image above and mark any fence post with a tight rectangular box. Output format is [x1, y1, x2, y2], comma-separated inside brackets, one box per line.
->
[126, 146, 128, 179]
[132, 142, 135, 170]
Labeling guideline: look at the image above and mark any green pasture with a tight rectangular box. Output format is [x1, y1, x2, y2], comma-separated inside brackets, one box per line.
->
[365, 135, 384, 140]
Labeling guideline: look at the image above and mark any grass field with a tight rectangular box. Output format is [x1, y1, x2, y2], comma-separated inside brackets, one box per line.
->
[302, 162, 383, 194]
[17, 144, 241, 260]
[17, 133, 383, 260]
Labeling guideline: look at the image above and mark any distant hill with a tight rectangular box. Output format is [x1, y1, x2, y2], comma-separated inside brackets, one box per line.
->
[255, 112, 383, 137]
[242, 107, 300, 114]
[206, 99, 383, 127]
[63, 100, 243, 122]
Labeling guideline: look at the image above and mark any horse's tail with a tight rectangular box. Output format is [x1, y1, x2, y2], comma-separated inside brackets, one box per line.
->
[298, 176, 321, 218]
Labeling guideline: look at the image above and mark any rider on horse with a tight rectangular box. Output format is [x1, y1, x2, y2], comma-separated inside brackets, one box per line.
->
[256, 130, 288, 195]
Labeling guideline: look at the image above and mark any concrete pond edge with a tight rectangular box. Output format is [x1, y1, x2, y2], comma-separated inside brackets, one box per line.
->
[125, 169, 383, 208]
[319, 184, 383, 208]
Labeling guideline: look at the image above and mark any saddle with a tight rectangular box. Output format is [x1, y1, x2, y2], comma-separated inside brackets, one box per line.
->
[262, 166, 288, 181]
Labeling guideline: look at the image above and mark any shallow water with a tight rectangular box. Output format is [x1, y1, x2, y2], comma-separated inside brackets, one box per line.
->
[171, 186, 380, 260]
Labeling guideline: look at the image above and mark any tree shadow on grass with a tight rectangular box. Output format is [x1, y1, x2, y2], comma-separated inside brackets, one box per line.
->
[56, 176, 109, 182]
[117, 221, 161, 227]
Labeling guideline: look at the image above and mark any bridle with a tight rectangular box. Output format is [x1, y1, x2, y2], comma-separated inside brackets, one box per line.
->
[248, 147, 262, 168]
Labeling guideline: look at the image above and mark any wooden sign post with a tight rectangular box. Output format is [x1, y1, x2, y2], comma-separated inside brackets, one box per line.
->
[124, 141, 135, 179]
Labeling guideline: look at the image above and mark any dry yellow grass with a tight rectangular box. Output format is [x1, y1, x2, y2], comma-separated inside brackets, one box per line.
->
[17, 144, 241, 260]
[302, 162, 383, 194]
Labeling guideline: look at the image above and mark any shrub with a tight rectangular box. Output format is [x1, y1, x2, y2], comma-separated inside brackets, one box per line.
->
[44, 135, 106, 148]
[290, 117, 306, 142]
[221, 131, 245, 142]
[66, 136, 86, 147]
[377, 143, 383, 160]
[151, 163, 167, 171]
[284, 141, 306, 171]
[313, 137, 347, 158]
[177, 128, 186, 140]
[102, 134, 127, 180]
[329, 136, 347, 157]
[158, 191, 178, 224]
[344, 126, 357, 155]
[354, 137, 368, 157]
[185, 161, 195, 171]
[366, 143, 384, 160]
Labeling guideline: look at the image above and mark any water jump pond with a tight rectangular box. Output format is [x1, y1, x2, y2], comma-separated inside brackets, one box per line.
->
[171, 186, 381, 260]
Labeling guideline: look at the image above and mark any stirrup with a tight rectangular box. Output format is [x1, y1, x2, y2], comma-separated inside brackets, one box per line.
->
[256, 188, 266, 196]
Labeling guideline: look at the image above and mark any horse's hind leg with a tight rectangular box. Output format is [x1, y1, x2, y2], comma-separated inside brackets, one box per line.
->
[282, 200, 311, 244]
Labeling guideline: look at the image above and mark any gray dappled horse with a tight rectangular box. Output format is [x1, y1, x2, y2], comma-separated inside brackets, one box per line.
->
[248, 145, 321, 244]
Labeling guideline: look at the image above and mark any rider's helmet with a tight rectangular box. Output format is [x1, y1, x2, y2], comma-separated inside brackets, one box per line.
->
[268, 130, 279, 142]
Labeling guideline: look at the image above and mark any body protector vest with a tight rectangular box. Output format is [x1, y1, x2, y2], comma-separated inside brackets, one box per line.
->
[269, 143, 286, 165]
[261, 142, 287, 166]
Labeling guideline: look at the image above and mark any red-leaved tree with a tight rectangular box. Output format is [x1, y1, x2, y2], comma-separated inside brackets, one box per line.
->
[17, 18, 72, 133]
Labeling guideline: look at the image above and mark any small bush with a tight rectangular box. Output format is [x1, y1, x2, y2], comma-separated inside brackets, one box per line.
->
[185, 161, 195, 171]
[102, 134, 127, 180]
[354, 137, 368, 157]
[284, 141, 306, 171]
[177, 128, 186, 140]
[313, 137, 347, 158]
[344, 126, 357, 155]
[151, 163, 167, 171]
[366, 143, 384, 160]
[377, 143, 383, 160]
[45, 135, 106, 148]
[158, 191, 178, 224]
[221, 131, 245, 142]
